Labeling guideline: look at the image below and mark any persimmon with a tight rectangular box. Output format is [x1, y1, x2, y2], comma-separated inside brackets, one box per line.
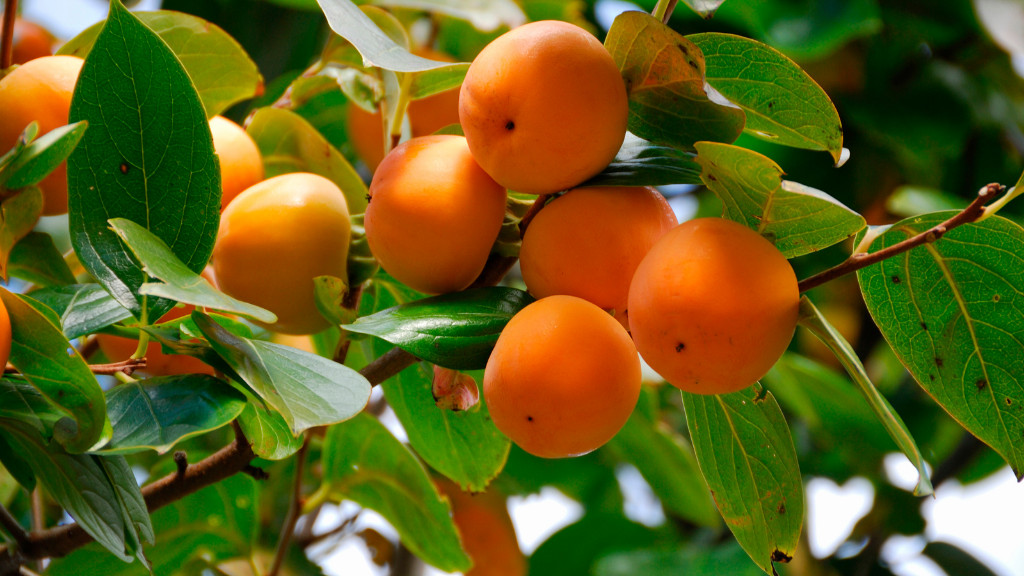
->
[97, 304, 215, 377]
[12, 18, 56, 65]
[365, 135, 506, 294]
[483, 295, 641, 458]
[627, 218, 799, 395]
[459, 20, 628, 194]
[210, 115, 264, 210]
[437, 479, 526, 576]
[0, 55, 83, 215]
[347, 48, 462, 171]
[519, 186, 677, 324]
[212, 172, 351, 335]
[0, 298, 11, 371]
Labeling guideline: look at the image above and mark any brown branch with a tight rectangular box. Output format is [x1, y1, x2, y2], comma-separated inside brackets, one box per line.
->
[297, 510, 359, 549]
[0, 506, 30, 552]
[268, 437, 310, 576]
[0, 0, 16, 70]
[4, 358, 147, 377]
[797, 183, 1002, 293]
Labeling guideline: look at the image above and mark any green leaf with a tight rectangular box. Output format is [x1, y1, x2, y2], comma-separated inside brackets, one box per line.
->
[0, 287, 105, 453]
[59, 12, 262, 118]
[29, 284, 133, 340]
[582, 132, 703, 188]
[886, 186, 964, 219]
[108, 218, 276, 324]
[530, 512, 665, 576]
[595, 542, 764, 576]
[682, 383, 803, 574]
[0, 432, 35, 491]
[922, 541, 1000, 576]
[798, 298, 933, 495]
[98, 375, 246, 455]
[317, 0, 473, 73]
[313, 275, 356, 326]
[372, 0, 525, 32]
[607, 389, 720, 527]
[3, 122, 88, 189]
[695, 142, 865, 258]
[96, 454, 154, 568]
[247, 107, 369, 214]
[8, 232, 77, 288]
[380, 361, 510, 491]
[195, 312, 371, 434]
[407, 63, 469, 100]
[856, 213, 1024, 480]
[688, 32, 844, 162]
[605, 11, 745, 152]
[0, 187, 44, 280]
[236, 394, 305, 461]
[0, 376, 67, 436]
[322, 412, 471, 571]
[68, 0, 220, 322]
[344, 287, 533, 370]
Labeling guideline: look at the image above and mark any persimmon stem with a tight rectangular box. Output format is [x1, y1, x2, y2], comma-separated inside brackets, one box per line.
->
[4, 358, 148, 376]
[652, 0, 679, 23]
[1, 0, 16, 70]
[268, 436, 310, 576]
[796, 183, 1004, 293]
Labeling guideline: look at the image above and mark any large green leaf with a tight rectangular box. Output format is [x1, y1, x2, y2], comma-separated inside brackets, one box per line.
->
[321, 412, 471, 572]
[59, 11, 262, 118]
[695, 142, 865, 258]
[0, 187, 43, 280]
[689, 32, 844, 162]
[195, 312, 371, 434]
[0, 287, 106, 453]
[109, 218, 276, 324]
[581, 133, 703, 188]
[68, 0, 220, 322]
[247, 107, 369, 214]
[99, 375, 246, 455]
[682, 384, 803, 575]
[857, 214, 1024, 479]
[30, 284, 133, 340]
[372, 0, 525, 31]
[8, 232, 77, 288]
[605, 11, 744, 152]
[343, 287, 533, 370]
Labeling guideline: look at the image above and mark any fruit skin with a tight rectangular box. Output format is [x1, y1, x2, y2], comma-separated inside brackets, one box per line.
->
[97, 304, 215, 376]
[0, 55, 84, 216]
[210, 115, 264, 210]
[459, 20, 628, 194]
[0, 298, 12, 372]
[365, 135, 506, 294]
[213, 172, 351, 335]
[519, 186, 677, 324]
[12, 19, 56, 65]
[627, 217, 799, 395]
[347, 48, 462, 172]
[483, 295, 641, 458]
[437, 479, 526, 576]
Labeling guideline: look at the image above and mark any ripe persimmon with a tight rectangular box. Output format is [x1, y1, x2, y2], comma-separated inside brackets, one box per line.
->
[0, 298, 11, 371]
[365, 135, 506, 294]
[627, 218, 799, 395]
[0, 55, 83, 215]
[459, 20, 628, 194]
[97, 304, 215, 377]
[348, 48, 462, 172]
[519, 186, 677, 325]
[437, 479, 526, 576]
[483, 295, 641, 458]
[12, 19, 55, 65]
[210, 115, 264, 210]
[212, 172, 351, 335]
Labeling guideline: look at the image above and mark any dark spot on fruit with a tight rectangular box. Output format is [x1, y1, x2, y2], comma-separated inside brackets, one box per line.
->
[526, 415, 533, 422]
[771, 549, 792, 563]
[920, 322, 927, 330]
[892, 276, 901, 284]
[505, 120, 515, 131]
[935, 357, 943, 368]
[994, 294, 1001, 302]
[976, 379, 987, 391]
[677, 43, 689, 55]
[675, 342, 686, 352]
[777, 502, 786, 515]
[119, 162, 129, 174]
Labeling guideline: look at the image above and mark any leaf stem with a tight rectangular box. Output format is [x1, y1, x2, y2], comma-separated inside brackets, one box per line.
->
[268, 436, 310, 576]
[652, 0, 679, 23]
[4, 358, 148, 376]
[797, 183, 1003, 293]
[0, 0, 16, 71]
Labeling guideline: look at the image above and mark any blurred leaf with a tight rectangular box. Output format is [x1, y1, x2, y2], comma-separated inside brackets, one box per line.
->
[0, 187, 43, 280]
[98, 375, 246, 455]
[196, 312, 371, 434]
[372, 0, 525, 31]
[680, 0, 728, 19]
[60, 12, 262, 118]
[322, 412, 471, 572]
[2, 122, 88, 189]
[922, 541, 1000, 576]
[857, 214, 1024, 480]
[799, 297, 933, 496]
[236, 393, 305, 461]
[29, 284, 132, 340]
[343, 287, 533, 370]
[682, 383, 803, 574]
[582, 132, 703, 187]
[605, 12, 744, 152]
[407, 63, 469, 100]
[529, 512, 665, 576]
[886, 186, 964, 218]
[8, 232, 76, 288]
[695, 142, 865, 258]
[0, 287, 105, 453]
[247, 107, 369, 214]
[595, 542, 764, 576]
[68, 1, 220, 322]
[109, 218, 276, 324]
[0, 432, 35, 491]
[313, 275, 356, 327]
[690, 33, 843, 161]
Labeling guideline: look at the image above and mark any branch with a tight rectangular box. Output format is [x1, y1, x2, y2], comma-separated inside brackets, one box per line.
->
[4, 358, 147, 377]
[797, 183, 1003, 293]
[0, 506, 29, 551]
[0, 0, 16, 70]
[268, 437, 310, 576]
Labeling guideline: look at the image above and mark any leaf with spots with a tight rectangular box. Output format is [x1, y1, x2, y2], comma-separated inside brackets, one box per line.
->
[688, 33, 844, 162]
[68, 0, 220, 323]
[857, 213, 1024, 479]
[604, 11, 745, 152]
[682, 383, 803, 575]
[695, 142, 865, 258]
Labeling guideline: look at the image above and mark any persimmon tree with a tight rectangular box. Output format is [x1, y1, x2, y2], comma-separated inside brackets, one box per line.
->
[0, 0, 1022, 575]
